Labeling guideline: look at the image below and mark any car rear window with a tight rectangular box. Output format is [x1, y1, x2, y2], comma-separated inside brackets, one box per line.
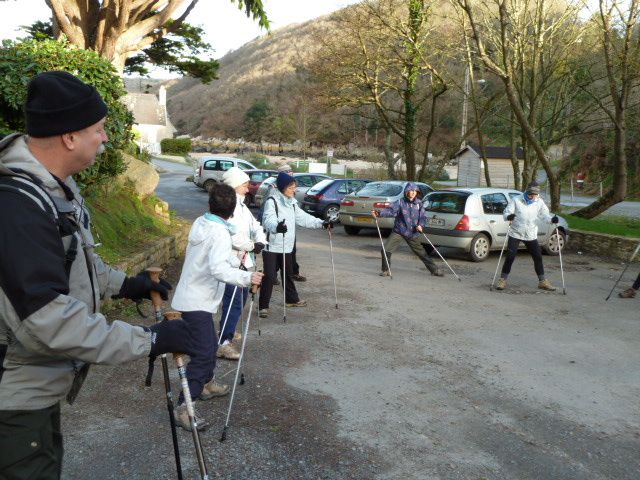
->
[425, 192, 469, 214]
[308, 179, 334, 194]
[356, 182, 403, 197]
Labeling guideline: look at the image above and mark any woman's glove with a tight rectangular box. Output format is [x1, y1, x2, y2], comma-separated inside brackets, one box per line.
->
[276, 220, 288, 234]
[551, 215, 559, 224]
[147, 318, 196, 359]
[253, 242, 265, 254]
[322, 219, 334, 229]
[506, 214, 516, 221]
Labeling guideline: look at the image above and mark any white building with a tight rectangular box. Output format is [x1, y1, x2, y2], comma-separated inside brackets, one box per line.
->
[122, 85, 176, 154]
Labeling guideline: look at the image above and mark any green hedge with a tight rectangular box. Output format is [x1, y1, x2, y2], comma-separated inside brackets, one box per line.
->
[0, 38, 134, 189]
[161, 138, 192, 155]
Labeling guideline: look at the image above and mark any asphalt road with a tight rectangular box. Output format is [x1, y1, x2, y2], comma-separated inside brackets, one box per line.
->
[94, 162, 638, 480]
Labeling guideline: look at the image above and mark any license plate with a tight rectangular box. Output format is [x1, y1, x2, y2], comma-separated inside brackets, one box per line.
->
[356, 216, 374, 224]
[428, 218, 445, 227]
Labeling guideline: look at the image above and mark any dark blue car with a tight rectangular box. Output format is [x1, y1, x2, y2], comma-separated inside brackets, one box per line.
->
[300, 178, 371, 219]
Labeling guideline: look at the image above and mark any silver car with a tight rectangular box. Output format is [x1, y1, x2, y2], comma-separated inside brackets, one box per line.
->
[422, 187, 569, 262]
[193, 156, 256, 191]
[338, 181, 434, 235]
[254, 173, 332, 207]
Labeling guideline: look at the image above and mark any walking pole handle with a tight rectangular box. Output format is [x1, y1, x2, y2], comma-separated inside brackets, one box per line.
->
[146, 267, 164, 313]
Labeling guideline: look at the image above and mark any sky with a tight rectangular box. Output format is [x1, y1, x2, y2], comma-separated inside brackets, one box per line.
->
[0, 0, 358, 76]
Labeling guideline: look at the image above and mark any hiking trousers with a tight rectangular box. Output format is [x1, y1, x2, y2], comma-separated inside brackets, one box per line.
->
[381, 232, 438, 274]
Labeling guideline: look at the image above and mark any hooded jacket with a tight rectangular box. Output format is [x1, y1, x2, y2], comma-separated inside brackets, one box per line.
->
[262, 190, 323, 254]
[171, 214, 252, 313]
[503, 193, 553, 241]
[228, 194, 268, 270]
[377, 182, 426, 237]
[0, 134, 151, 410]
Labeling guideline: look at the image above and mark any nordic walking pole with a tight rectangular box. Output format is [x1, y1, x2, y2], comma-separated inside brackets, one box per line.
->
[555, 227, 566, 295]
[606, 242, 640, 300]
[282, 230, 287, 323]
[420, 232, 461, 282]
[490, 224, 511, 291]
[220, 282, 259, 442]
[146, 267, 183, 480]
[327, 224, 339, 308]
[165, 310, 210, 480]
[373, 212, 392, 279]
[218, 285, 238, 346]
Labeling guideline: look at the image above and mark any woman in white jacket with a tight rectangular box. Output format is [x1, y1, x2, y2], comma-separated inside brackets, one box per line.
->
[171, 183, 263, 430]
[258, 172, 332, 318]
[496, 182, 559, 291]
[217, 167, 268, 360]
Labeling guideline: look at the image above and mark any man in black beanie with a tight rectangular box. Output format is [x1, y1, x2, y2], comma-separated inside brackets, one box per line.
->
[0, 71, 197, 478]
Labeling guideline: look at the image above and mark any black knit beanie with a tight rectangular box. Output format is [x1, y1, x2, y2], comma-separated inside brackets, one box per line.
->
[25, 71, 108, 137]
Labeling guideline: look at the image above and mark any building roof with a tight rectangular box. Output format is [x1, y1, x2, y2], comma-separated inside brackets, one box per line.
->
[454, 143, 524, 160]
[121, 92, 168, 126]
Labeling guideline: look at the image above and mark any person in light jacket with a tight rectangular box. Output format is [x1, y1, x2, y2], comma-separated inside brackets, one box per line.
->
[217, 167, 268, 360]
[258, 172, 332, 318]
[495, 182, 559, 291]
[171, 183, 263, 430]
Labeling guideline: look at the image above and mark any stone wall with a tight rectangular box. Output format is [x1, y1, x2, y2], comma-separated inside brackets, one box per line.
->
[116, 223, 190, 274]
[565, 229, 640, 262]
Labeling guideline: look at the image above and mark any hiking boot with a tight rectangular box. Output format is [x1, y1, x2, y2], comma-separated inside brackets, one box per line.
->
[217, 343, 240, 361]
[538, 279, 556, 291]
[618, 287, 637, 299]
[379, 270, 391, 277]
[431, 269, 444, 277]
[285, 300, 307, 307]
[200, 380, 229, 400]
[174, 404, 208, 431]
[292, 274, 307, 282]
[233, 331, 242, 342]
[495, 278, 507, 290]
[259, 309, 269, 318]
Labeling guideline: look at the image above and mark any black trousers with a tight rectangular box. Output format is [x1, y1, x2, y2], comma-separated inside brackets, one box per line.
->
[633, 272, 640, 290]
[0, 403, 63, 479]
[260, 250, 299, 309]
[178, 310, 217, 403]
[501, 236, 545, 279]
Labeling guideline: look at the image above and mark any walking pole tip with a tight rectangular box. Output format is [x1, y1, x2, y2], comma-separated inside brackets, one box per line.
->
[240, 373, 245, 385]
[220, 426, 227, 442]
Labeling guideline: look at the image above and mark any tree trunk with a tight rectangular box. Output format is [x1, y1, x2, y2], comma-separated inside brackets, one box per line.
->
[384, 129, 396, 180]
[510, 111, 521, 190]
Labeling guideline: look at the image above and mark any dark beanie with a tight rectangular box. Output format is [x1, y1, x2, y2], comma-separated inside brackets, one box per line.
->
[25, 71, 108, 137]
[276, 172, 296, 192]
[526, 182, 541, 195]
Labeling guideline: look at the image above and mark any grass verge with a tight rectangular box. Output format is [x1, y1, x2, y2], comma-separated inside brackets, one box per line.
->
[84, 183, 177, 265]
[564, 214, 640, 238]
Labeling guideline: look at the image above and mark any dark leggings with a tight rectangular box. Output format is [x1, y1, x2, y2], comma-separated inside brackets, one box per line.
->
[633, 272, 640, 290]
[501, 236, 545, 280]
[259, 250, 299, 309]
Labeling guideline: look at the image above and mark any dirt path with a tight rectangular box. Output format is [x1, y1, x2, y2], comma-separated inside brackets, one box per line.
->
[61, 228, 639, 479]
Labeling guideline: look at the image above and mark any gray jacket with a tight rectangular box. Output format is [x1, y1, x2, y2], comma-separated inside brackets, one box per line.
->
[0, 134, 151, 410]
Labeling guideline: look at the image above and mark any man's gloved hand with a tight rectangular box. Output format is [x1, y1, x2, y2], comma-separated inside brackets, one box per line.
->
[276, 220, 287, 234]
[253, 242, 265, 254]
[113, 271, 172, 301]
[551, 215, 559, 224]
[322, 219, 334, 229]
[147, 318, 196, 359]
[506, 214, 516, 221]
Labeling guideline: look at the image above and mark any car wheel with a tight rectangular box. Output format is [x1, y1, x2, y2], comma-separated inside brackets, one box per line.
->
[323, 204, 340, 220]
[543, 229, 566, 255]
[344, 225, 361, 235]
[469, 233, 490, 262]
[204, 179, 216, 192]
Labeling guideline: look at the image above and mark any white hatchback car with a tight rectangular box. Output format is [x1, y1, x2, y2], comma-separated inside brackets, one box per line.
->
[422, 187, 569, 262]
[192, 156, 256, 191]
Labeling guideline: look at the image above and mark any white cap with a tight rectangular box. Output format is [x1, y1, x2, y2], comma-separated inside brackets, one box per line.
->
[222, 166, 250, 188]
[277, 164, 293, 172]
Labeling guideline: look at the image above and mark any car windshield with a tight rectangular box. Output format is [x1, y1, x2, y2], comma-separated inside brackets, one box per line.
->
[425, 192, 469, 214]
[307, 179, 334, 194]
[356, 182, 404, 197]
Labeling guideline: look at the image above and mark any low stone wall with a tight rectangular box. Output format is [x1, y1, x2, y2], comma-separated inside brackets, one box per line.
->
[565, 229, 640, 262]
[116, 223, 190, 274]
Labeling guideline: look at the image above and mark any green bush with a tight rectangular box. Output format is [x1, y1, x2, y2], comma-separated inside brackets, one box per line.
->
[161, 138, 192, 155]
[0, 38, 134, 188]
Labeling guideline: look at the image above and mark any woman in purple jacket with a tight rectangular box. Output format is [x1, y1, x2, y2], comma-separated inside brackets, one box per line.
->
[372, 182, 444, 277]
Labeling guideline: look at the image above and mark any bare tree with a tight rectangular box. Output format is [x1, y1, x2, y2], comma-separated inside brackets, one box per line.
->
[573, 0, 640, 218]
[42, 0, 268, 74]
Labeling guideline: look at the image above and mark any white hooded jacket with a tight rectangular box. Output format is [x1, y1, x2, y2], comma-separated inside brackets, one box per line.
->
[503, 194, 553, 241]
[228, 194, 268, 269]
[171, 214, 252, 313]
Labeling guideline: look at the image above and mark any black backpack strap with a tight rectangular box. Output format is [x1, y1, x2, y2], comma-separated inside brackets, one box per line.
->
[265, 196, 279, 244]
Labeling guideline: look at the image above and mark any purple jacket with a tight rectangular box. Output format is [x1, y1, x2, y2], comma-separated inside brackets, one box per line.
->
[378, 183, 426, 237]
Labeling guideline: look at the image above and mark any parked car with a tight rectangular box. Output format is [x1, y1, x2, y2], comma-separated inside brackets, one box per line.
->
[254, 173, 332, 207]
[193, 156, 256, 191]
[245, 169, 278, 206]
[301, 178, 372, 219]
[422, 187, 569, 262]
[338, 181, 434, 235]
